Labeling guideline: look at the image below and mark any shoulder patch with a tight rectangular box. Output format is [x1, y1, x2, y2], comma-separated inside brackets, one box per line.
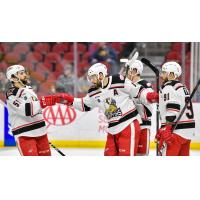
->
[6, 87, 19, 99]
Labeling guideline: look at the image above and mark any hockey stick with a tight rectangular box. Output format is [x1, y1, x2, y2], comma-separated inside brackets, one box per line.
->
[172, 78, 200, 131]
[49, 142, 66, 156]
[141, 58, 160, 156]
[124, 50, 139, 78]
[157, 79, 200, 156]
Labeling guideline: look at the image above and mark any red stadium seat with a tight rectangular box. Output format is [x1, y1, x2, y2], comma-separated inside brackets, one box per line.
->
[110, 42, 122, 53]
[70, 43, 87, 54]
[52, 43, 69, 54]
[45, 52, 61, 63]
[18, 61, 34, 71]
[34, 43, 50, 54]
[26, 52, 43, 62]
[0, 61, 8, 72]
[4, 52, 21, 64]
[0, 43, 12, 53]
[64, 52, 74, 62]
[13, 43, 30, 54]
[165, 51, 181, 62]
[30, 71, 45, 83]
[82, 51, 90, 62]
[171, 43, 182, 52]
[78, 61, 89, 68]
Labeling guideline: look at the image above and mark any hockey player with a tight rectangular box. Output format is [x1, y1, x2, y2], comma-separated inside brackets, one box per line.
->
[6, 65, 63, 156]
[156, 61, 195, 156]
[126, 59, 158, 155]
[59, 62, 158, 156]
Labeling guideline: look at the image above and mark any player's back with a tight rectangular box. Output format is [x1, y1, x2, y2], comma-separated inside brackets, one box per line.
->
[133, 79, 154, 129]
[159, 80, 195, 139]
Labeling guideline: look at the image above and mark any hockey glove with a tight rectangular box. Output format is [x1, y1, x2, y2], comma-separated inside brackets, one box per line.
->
[56, 93, 74, 106]
[40, 95, 61, 108]
[158, 125, 174, 145]
[146, 92, 159, 103]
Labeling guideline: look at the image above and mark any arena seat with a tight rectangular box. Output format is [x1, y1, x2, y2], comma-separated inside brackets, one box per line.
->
[26, 52, 43, 62]
[4, 52, 21, 64]
[165, 51, 181, 62]
[64, 52, 74, 62]
[34, 43, 50, 54]
[52, 43, 69, 54]
[13, 43, 30, 54]
[45, 52, 61, 63]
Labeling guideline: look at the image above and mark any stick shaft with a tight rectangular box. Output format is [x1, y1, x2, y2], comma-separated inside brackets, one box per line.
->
[173, 79, 200, 131]
[49, 142, 66, 156]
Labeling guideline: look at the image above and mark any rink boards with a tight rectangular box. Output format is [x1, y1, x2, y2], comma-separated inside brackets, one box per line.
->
[0, 101, 200, 149]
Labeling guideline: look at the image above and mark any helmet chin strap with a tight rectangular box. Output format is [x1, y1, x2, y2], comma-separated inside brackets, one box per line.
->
[12, 75, 26, 87]
[97, 74, 105, 88]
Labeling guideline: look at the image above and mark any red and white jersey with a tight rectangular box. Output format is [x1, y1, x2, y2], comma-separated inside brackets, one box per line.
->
[159, 80, 195, 139]
[73, 74, 151, 135]
[6, 85, 46, 139]
[132, 79, 154, 130]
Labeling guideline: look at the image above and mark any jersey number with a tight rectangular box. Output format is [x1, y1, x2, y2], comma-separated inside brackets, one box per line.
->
[13, 100, 20, 107]
[185, 97, 194, 119]
[163, 93, 170, 101]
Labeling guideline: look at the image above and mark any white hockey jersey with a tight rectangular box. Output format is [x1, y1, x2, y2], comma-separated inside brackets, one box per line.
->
[132, 79, 154, 130]
[73, 74, 150, 135]
[6, 85, 47, 139]
[159, 80, 195, 139]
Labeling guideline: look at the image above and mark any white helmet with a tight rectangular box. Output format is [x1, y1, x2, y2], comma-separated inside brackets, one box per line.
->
[126, 59, 143, 75]
[161, 61, 182, 78]
[6, 65, 25, 81]
[87, 63, 107, 81]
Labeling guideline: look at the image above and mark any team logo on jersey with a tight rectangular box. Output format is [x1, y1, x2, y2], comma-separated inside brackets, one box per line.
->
[31, 96, 38, 101]
[104, 97, 122, 119]
[95, 96, 101, 103]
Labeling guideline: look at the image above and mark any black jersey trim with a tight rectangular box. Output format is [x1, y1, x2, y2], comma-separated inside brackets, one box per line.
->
[143, 105, 152, 117]
[6, 87, 19, 99]
[12, 121, 46, 136]
[166, 115, 176, 123]
[25, 103, 31, 116]
[175, 86, 184, 91]
[89, 91, 101, 97]
[161, 122, 195, 130]
[108, 109, 138, 128]
[84, 104, 91, 112]
[138, 80, 152, 89]
[141, 120, 151, 126]
[166, 103, 180, 110]
[175, 122, 195, 129]
[111, 74, 125, 84]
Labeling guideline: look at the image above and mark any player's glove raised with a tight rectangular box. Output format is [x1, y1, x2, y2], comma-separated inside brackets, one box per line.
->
[146, 92, 159, 103]
[56, 93, 74, 106]
[39, 95, 61, 108]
